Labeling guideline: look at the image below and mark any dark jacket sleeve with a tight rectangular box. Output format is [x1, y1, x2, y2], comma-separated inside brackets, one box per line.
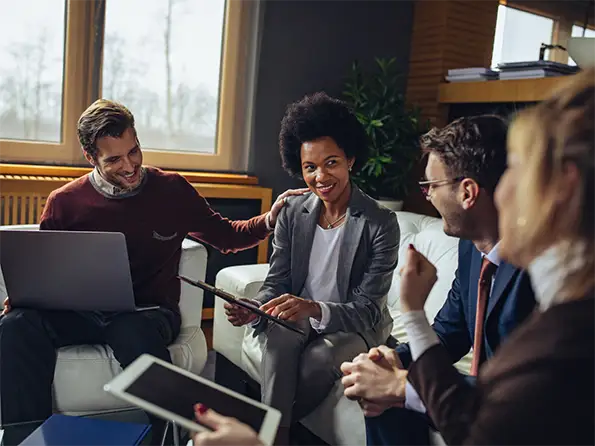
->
[183, 178, 271, 253]
[397, 240, 472, 368]
[408, 306, 595, 446]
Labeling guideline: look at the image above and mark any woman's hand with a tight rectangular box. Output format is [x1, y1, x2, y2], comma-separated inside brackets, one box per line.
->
[193, 404, 263, 446]
[224, 299, 259, 326]
[400, 244, 437, 313]
[260, 294, 321, 322]
[2, 297, 11, 316]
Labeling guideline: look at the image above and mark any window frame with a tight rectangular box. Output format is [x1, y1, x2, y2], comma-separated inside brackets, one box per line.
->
[0, 0, 255, 172]
[0, 0, 97, 165]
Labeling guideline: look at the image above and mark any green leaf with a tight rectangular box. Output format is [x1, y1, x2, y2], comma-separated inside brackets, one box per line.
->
[342, 56, 425, 200]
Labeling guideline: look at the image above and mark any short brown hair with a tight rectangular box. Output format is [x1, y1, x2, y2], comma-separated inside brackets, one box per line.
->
[77, 99, 136, 159]
[421, 115, 508, 195]
[508, 69, 594, 298]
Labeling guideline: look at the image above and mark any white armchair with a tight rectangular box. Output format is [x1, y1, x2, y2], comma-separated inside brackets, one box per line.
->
[212, 211, 464, 445]
[0, 224, 209, 415]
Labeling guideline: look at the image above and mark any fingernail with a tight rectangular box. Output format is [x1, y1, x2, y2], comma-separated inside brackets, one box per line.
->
[195, 403, 208, 415]
[408, 243, 414, 250]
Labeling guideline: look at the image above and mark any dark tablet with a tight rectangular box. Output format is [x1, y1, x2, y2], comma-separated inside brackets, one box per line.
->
[177, 275, 305, 336]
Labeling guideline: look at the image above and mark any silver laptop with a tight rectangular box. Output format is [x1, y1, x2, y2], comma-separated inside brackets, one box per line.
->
[0, 230, 158, 312]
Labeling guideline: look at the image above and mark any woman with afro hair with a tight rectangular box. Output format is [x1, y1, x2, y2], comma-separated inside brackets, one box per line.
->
[224, 92, 400, 443]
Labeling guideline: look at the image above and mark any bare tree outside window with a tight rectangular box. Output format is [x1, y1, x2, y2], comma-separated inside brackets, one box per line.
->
[103, 0, 225, 153]
[0, 1, 66, 142]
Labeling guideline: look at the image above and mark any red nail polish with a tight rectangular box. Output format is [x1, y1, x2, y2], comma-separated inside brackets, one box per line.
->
[195, 403, 208, 415]
[409, 243, 414, 249]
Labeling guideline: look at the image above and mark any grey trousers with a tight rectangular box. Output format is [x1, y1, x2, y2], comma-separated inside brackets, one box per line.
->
[259, 320, 367, 427]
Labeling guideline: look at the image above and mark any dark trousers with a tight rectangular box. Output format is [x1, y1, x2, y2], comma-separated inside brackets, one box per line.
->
[0, 307, 181, 426]
[365, 407, 433, 446]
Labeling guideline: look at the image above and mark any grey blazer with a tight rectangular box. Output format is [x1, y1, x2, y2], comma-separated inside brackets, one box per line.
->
[254, 186, 399, 348]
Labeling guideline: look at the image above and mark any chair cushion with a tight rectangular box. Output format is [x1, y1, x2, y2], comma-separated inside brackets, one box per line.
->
[53, 325, 207, 414]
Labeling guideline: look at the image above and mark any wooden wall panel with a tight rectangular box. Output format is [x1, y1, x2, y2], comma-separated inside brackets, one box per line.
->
[405, 0, 500, 126]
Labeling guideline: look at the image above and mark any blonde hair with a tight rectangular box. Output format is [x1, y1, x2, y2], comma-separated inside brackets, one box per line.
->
[507, 69, 594, 299]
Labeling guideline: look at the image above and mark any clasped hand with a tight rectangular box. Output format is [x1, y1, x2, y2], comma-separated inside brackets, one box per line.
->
[341, 345, 408, 417]
[224, 294, 320, 326]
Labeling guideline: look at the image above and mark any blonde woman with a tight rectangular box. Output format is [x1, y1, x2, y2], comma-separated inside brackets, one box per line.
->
[398, 69, 594, 445]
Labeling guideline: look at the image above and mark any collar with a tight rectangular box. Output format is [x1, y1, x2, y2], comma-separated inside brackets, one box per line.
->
[303, 183, 367, 217]
[528, 241, 585, 311]
[89, 166, 147, 199]
[481, 241, 501, 266]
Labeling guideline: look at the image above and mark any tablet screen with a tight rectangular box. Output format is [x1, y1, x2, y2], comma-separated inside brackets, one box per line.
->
[124, 363, 267, 432]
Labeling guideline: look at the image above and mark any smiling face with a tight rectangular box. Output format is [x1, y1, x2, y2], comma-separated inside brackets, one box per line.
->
[300, 136, 353, 205]
[85, 127, 144, 190]
[424, 153, 465, 237]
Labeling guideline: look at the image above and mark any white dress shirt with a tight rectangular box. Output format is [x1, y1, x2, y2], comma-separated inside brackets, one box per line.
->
[404, 243, 500, 412]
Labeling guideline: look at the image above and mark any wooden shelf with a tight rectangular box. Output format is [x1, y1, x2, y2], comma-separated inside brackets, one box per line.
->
[438, 76, 575, 104]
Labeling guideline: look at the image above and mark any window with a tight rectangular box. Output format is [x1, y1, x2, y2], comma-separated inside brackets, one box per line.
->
[103, 0, 225, 154]
[0, 0, 67, 142]
[0, 0, 259, 172]
[568, 25, 595, 66]
[491, 5, 554, 68]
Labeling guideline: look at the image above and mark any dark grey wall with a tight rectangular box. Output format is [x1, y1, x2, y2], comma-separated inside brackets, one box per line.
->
[248, 0, 415, 199]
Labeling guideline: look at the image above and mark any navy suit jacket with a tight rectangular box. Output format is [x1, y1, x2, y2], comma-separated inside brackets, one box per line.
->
[397, 239, 536, 369]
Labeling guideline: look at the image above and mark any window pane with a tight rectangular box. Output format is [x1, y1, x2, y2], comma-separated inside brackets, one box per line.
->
[0, 0, 66, 142]
[569, 26, 595, 66]
[491, 5, 554, 68]
[103, 0, 226, 154]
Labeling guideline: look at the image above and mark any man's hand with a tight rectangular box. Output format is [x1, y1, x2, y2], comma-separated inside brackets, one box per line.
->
[224, 299, 259, 326]
[260, 294, 321, 322]
[267, 188, 309, 228]
[2, 297, 11, 316]
[341, 347, 408, 412]
[400, 244, 437, 313]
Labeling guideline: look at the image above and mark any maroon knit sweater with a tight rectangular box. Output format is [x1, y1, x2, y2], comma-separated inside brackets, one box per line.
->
[40, 167, 270, 311]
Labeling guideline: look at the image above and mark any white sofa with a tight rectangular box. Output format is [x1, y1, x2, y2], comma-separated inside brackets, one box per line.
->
[213, 211, 470, 445]
[0, 224, 209, 415]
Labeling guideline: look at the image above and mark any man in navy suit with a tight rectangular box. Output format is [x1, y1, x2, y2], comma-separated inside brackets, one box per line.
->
[340, 115, 536, 445]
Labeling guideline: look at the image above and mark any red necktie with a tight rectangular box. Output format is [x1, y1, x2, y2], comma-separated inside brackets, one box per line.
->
[470, 257, 497, 376]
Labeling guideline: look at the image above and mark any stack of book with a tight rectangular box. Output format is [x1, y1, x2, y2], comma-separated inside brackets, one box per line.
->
[445, 68, 499, 82]
[496, 61, 579, 80]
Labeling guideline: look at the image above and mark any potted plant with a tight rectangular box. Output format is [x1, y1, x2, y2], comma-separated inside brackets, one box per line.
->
[343, 58, 428, 210]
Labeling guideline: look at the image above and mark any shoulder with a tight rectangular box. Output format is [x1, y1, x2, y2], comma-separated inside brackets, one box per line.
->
[47, 175, 93, 205]
[354, 188, 399, 228]
[144, 166, 196, 195]
[277, 192, 311, 220]
[145, 166, 187, 185]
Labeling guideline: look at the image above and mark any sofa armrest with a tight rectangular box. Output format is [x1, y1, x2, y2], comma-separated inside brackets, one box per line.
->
[214, 264, 269, 368]
[178, 238, 208, 328]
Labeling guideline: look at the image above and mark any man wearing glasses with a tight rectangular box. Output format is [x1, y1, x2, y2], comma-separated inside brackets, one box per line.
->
[341, 115, 537, 445]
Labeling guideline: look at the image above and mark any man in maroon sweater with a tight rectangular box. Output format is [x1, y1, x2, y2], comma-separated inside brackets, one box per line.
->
[0, 99, 305, 430]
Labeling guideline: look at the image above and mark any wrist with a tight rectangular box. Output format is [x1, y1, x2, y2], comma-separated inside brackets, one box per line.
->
[309, 301, 322, 320]
[265, 212, 273, 231]
[392, 369, 408, 401]
[401, 300, 424, 313]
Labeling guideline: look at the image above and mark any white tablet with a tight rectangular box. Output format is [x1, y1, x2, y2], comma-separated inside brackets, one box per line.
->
[104, 354, 281, 445]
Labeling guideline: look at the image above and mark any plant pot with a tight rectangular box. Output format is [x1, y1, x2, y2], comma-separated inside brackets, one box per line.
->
[376, 199, 404, 211]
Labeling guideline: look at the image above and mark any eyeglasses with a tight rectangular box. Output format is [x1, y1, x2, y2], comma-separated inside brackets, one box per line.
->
[418, 176, 465, 199]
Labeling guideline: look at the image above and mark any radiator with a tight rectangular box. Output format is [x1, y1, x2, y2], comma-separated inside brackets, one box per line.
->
[0, 193, 47, 226]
